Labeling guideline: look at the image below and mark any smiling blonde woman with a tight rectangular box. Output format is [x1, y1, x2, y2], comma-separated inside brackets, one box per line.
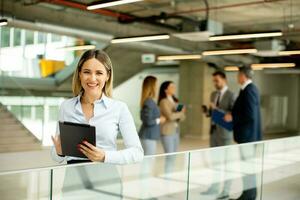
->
[51, 49, 144, 165]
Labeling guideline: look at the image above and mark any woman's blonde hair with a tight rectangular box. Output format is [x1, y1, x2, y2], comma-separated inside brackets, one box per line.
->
[72, 50, 113, 97]
[140, 76, 157, 107]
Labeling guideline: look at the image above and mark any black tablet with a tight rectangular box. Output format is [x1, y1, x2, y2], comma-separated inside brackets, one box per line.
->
[59, 121, 96, 158]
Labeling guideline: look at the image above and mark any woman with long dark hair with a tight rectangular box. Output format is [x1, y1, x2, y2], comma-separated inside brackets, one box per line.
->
[158, 81, 185, 153]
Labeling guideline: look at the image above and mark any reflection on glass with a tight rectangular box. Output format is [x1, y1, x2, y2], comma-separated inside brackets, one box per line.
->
[189, 143, 263, 200]
[0, 170, 51, 200]
[53, 163, 122, 200]
[121, 153, 190, 200]
[262, 137, 300, 199]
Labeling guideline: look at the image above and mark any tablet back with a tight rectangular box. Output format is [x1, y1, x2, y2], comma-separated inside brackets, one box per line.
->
[59, 121, 96, 158]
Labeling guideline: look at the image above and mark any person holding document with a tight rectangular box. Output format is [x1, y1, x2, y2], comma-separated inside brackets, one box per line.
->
[201, 71, 235, 199]
[51, 49, 144, 165]
[225, 66, 262, 200]
[158, 81, 186, 154]
[203, 71, 235, 147]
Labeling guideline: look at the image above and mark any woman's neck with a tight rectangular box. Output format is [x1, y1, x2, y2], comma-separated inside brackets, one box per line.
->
[82, 92, 102, 104]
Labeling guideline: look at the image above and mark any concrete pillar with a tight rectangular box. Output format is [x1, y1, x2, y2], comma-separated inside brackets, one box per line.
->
[178, 60, 214, 139]
[298, 76, 300, 134]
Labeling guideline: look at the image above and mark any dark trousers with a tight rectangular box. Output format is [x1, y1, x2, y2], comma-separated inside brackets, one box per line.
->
[238, 145, 257, 200]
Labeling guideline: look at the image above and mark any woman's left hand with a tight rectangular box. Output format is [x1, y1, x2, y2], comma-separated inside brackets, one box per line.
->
[78, 141, 105, 162]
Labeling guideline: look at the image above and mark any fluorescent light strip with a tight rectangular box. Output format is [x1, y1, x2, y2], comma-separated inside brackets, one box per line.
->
[251, 63, 295, 68]
[278, 50, 300, 56]
[209, 32, 282, 41]
[202, 48, 257, 56]
[87, 0, 143, 10]
[111, 34, 170, 43]
[224, 66, 239, 71]
[57, 45, 96, 51]
[225, 63, 295, 71]
[225, 66, 263, 71]
[157, 54, 202, 61]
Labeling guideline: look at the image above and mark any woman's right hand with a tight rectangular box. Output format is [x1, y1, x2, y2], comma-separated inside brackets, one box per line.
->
[160, 116, 166, 124]
[51, 135, 63, 156]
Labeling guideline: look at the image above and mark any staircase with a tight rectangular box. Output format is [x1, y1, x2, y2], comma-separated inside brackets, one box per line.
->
[0, 104, 42, 153]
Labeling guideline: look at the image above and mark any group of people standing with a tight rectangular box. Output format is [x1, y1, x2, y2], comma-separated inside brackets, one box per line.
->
[202, 66, 262, 200]
[138, 66, 262, 200]
[138, 76, 186, 156]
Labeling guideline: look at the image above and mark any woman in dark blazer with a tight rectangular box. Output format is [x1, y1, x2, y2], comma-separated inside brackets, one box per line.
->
[139, 76, 166, 155]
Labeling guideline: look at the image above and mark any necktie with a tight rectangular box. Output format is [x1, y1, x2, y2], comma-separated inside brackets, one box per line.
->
[216, 92, 221, 107]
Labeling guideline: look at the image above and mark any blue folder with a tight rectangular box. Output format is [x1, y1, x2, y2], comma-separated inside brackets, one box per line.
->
[211, 109, 233, 131]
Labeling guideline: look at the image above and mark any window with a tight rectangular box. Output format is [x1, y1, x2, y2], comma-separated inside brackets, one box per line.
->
[22, 106, 32, 119]
[35, 106, 44, 120]
[38, 32, 46, 44]
[51, 34, 61, 42]
[0, 27, 10, 47]
[10, 106, 21, 119]
[49, 106, 59, 121]
[13, 28, 22, 46]
[25, 30, 34, 45]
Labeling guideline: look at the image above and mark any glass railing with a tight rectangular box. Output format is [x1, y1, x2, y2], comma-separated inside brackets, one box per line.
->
[0, 136, 299, 199]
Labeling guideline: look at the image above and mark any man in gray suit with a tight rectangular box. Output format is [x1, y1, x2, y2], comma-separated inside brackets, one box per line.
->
[201, 71, 235, 199]
[207, 71, 235, 147]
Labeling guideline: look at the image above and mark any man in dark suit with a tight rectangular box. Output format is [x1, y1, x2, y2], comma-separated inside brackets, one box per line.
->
[225, 66, 262, 200]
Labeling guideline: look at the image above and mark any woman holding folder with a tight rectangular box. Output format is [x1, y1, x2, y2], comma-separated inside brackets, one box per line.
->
[51, 49, 144, 165]
[158, 81, 185, 153]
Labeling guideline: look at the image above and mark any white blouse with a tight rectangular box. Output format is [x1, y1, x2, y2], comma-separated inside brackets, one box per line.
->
[51, 94, 144, 165]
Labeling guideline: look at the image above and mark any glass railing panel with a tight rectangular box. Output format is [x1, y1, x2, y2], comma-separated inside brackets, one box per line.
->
[52, 163, 122, 200]
[189, 143, 264, 200]
[261, 136, 300, 199]
[1, 137, 300, 200]
[51, 152, 190, 200]
[0, 169, 51, 200]
[119, 152, 190, 200]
